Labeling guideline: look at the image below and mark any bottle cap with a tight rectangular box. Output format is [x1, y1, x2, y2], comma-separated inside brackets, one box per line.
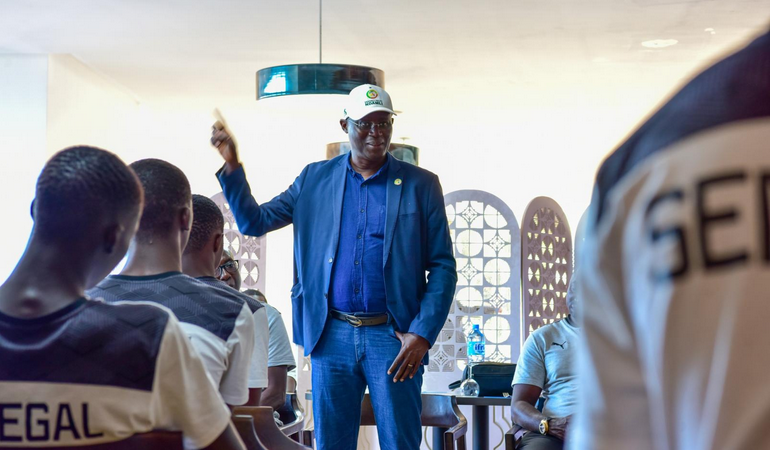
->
[472, 324, 480, 330]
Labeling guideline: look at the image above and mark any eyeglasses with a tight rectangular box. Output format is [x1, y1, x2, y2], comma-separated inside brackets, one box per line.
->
[349, 118, 393, 132]
[217, 260, 240, 277]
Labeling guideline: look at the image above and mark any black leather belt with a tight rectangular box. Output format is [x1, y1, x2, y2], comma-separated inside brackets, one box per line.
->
[330, 310, 389, 327]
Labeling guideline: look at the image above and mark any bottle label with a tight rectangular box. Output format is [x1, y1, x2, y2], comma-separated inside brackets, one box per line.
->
[467, 342, 485, 356]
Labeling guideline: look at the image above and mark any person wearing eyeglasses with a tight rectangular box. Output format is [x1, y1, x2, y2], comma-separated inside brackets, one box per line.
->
[218, 249, 242, 290]
[210, 84, 457, 450]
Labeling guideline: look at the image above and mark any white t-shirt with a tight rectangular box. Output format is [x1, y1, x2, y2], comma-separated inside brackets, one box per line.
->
[572, 31, 769, 450]
[263, 303, 297, 369]
[0, 299, 231, 449]
[512, 318, 578, 418]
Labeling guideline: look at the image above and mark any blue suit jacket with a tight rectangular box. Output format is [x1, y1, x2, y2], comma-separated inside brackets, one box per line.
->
[218, 153, 457, 357]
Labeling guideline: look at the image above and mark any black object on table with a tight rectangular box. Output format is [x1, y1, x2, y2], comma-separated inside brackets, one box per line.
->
[433, 396, 511, 450]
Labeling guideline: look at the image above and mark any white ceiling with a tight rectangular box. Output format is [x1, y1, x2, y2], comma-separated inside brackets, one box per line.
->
[1, 0, 768, 106]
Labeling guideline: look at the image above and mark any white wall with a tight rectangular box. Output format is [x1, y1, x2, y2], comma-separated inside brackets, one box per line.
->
[0, 55, 49, 283]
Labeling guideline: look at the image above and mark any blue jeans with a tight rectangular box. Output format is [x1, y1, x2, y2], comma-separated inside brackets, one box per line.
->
[311, 317, 423, 450]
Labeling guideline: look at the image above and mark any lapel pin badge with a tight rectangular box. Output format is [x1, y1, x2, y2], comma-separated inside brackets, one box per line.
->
[394, 178, 402, 186]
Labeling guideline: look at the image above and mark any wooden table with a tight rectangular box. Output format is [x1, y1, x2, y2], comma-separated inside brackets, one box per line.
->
[433, 395, 511, 450]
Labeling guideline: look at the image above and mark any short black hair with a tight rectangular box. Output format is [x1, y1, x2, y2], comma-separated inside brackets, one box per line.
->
[128, 159, 191, 243]
[242, 289, 266, 301]
[185, 194, 224, 254]
[33, 146, 143, 243]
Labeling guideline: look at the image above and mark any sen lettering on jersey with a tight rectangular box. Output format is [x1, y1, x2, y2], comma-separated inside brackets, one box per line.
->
[0, 403, 103, 443]
[646, 169, 770, 281]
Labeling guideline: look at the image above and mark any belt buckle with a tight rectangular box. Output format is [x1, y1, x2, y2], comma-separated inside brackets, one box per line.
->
[346, 316, 363, 327]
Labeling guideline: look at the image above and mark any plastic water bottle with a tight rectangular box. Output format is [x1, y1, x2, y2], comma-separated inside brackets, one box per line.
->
[467, 324, 485, 364]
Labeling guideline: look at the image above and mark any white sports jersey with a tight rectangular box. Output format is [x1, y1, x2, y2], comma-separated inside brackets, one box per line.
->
[87, 272, 256, 406]
[572, 32, 769, 450]
[196, 277, 271, 388]
[0, 299, 231, 449]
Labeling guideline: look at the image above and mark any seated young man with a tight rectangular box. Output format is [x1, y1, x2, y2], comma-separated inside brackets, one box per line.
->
[510, 276, 579, 450]
[87, 159, 256, 408]
[181, 194, 270, 405]
[0, 146, 243, 449]
[243, 289, 297, 413]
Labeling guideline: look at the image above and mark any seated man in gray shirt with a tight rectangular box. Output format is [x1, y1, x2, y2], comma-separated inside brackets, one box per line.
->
[510, 276, 579, 450]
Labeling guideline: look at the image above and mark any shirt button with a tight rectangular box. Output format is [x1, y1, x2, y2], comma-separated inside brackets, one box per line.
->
[328, 258, 333, 263]
[324, 293, 328, 299]
[357, 235, 362, 239]
[354, 261, 359, 265]
[355, 288, 360, 294]
[360, 209, 365, 213]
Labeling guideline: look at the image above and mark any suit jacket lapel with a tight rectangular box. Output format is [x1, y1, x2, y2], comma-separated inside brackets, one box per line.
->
[383, 154, 403, 266]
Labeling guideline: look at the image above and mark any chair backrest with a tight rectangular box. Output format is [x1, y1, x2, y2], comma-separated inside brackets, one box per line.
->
[359, 393, 465, 429]
[233, 406, 310, 450]
[287, 374, 298, 393]
[1, 431, 184, 450]
[233, 415, 269, 450]
[420, 394, 465, 429]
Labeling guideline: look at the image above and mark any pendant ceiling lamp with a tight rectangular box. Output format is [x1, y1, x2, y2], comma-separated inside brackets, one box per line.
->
[256, 0, 385, 100]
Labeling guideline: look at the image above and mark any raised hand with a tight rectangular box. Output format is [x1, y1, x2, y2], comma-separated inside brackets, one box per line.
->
[211, 123, 239, 173]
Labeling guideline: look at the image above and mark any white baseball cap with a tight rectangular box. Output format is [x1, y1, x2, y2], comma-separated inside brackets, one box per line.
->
[343, 84, 396, 120]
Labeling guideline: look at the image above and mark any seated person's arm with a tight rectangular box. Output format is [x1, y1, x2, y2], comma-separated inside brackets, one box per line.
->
[510, 383, 545, 431]
[246, 387, 263, 406]
[260, 366, 289, 411]
[202, 422, 245, 450]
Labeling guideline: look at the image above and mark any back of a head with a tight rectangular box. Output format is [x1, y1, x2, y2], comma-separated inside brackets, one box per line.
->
[34, 146, 143, 244]
[129, 159, 191, 243]
[185, 194, 224, 254]
[242, 288, 266, 303]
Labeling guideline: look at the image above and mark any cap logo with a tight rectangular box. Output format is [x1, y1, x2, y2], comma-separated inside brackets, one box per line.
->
[366, 89, 379, 99]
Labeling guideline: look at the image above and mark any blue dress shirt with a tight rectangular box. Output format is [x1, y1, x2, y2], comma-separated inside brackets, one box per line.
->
[329, 156, 389, 313]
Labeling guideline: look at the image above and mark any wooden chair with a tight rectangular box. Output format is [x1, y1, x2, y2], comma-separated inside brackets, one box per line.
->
[0, 431, 184, 450]
[302, 393, 468, 450]
[233, 414, 269, 450]
[234, 406, 310, 450]
[505, 397, 546, 450]
[419, 394, 468, 450]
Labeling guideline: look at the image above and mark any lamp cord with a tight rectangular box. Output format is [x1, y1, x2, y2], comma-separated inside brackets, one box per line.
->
[319, 0, 322, 63]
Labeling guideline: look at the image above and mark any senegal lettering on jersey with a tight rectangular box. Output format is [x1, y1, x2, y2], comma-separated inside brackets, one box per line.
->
[0, 299, 231, 448]
[572, 31, 769, 450]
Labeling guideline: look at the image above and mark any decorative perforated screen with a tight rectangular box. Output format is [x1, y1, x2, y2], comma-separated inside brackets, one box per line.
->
[210, 192, 267, 293]
[520, 197, 572, 342]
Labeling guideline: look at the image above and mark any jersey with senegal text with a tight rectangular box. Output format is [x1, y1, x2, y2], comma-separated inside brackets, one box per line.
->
[572, 32, 769, 450]
[0, 298, 230, 449]
[196, 276, 270, 389]
[86, 272, 256, 406]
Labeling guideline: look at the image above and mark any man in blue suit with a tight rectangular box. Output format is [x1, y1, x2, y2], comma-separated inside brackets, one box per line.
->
[211, 84, 457, 450]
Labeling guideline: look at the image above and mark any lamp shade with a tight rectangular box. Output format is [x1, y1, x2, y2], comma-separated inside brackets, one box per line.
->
[257, 64, 385, 100]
